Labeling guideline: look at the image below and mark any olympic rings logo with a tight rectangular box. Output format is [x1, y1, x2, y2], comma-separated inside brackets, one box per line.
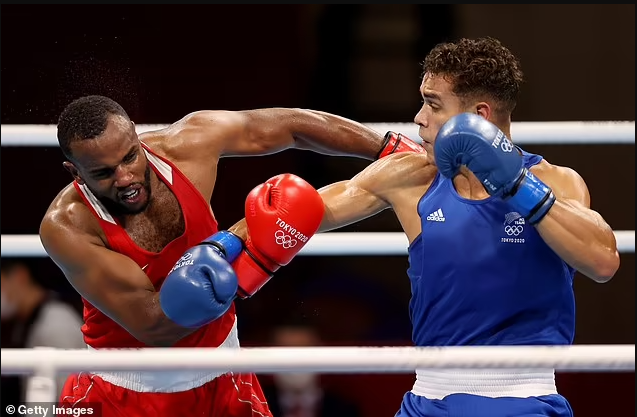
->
[275, 230, 297, 249]
[500, 138, 514, 152]
[504, 225, 524, 236]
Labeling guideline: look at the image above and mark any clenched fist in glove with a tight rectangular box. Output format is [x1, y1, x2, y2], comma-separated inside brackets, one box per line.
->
[158, 174, 324, 328]
[434, 113, 555, 225]
[232, 174, 325, 298]
[158, 235, 240, 328]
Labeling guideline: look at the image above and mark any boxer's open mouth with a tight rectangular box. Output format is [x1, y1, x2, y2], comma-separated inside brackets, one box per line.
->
[120, 186, 143, 203]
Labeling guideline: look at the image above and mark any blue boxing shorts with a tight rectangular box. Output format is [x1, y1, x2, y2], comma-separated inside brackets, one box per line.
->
[396, 392, 573, 417]
[395, 369, 573, 417]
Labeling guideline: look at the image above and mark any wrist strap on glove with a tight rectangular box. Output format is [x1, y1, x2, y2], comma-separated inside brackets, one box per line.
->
[506, 169, 556, 225]
[232, 247, 276, 299]
[376, 131, 425, 159]
[200, 231, 244, 262]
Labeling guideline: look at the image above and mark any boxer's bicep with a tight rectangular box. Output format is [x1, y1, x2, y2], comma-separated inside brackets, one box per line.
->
[317, 153, 430, 232]
[172, 109, 290, 157]
[212, 108, 382, 158]
[42, 226, 148, 325]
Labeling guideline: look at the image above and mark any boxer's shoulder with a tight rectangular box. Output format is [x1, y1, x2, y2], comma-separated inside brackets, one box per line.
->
[528, 159, 588, 201]
[42, 184, 106, 245]
[140, 110, 241, 162]
[528, 158, 578, 180]
[527, 157, 551, 173]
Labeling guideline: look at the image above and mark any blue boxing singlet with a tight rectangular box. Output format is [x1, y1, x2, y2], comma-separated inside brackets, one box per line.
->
[407, 149, 576, 348]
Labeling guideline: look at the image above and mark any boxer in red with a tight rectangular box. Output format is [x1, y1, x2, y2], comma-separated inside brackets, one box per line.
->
[38, 95, 419, 416]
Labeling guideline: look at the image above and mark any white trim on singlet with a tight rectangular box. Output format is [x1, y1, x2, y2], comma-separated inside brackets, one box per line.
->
[77, 183, 116, 225]
[142, 147, 173, 185]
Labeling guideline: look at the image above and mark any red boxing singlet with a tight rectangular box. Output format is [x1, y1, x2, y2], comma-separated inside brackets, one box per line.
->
[62, 143, 272, 416]
[73, 143, 236, 349]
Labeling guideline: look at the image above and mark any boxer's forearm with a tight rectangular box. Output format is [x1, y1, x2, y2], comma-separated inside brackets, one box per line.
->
[139, 292, 198, 347]
[535, 200, 620, 283]
[228, 219, 248, 240]
[290, 109, 385, 160]
[236, 107, 385, 159]
[318, 180, 389, 232]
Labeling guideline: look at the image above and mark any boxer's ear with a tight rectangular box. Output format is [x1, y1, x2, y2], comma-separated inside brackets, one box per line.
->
[63, 161, 84, 185]
[131, 121, 138, 138]
[475, 102, 491, 120]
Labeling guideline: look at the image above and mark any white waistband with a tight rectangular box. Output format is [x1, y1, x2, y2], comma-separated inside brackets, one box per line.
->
[88, 317, 240, 393]
[411, 368, 557, 400]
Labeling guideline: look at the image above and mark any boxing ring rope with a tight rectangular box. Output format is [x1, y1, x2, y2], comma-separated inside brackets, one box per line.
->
[2, 345, 635, 375]
[1, 121, 635, 146]
[1, 345, 635, 403]
[1, 121, 635, 403]
[1, 231, 635, 257]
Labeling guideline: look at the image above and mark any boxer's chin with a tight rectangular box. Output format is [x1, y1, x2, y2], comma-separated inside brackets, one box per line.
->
[117, 187, 150, 215]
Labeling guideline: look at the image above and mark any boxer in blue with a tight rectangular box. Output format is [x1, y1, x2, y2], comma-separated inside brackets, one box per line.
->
[315, 37, 620, 417]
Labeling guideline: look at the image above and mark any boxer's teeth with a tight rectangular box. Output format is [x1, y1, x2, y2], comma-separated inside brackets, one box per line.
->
[122, 189, 138, 199]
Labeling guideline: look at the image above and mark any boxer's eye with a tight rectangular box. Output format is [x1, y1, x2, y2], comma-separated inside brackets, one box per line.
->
[123, 151, 137, 164]
[92, 169, 112, 180]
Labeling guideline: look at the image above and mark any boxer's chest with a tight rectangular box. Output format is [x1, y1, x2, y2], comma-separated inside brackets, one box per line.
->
[124, 186, 185, 253]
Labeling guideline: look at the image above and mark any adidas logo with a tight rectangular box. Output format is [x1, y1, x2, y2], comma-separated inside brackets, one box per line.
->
[426, 208, 445, 222]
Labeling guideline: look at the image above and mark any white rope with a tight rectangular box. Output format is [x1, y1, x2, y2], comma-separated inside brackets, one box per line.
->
[1, 231, 634, 257]
[1, 345, 634, 375]
[1, 121, 634, 146]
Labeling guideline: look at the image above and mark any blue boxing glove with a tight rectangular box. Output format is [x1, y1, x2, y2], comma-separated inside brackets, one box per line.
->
[158, 231, 244, 328]
[434, 113, 555, 225]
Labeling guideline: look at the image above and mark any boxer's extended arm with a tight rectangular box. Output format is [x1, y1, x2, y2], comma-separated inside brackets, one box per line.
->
[319, 152, 434, 236]
[227, 154, 429, 265]
[175, 109, 389, 160]
[226, 163, 392, 237]
[528, 164, 620, 283]
[40, 211, 194, 347]
[318, 179, 390, 232]
[319, 154, 419, 231]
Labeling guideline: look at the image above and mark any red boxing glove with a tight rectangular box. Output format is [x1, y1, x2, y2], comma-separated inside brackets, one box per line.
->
[232, 174, 325, 298]
[376, 131, 425, 159]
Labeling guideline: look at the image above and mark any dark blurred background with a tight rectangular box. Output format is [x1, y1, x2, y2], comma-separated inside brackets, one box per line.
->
[1, 5, 634, 417]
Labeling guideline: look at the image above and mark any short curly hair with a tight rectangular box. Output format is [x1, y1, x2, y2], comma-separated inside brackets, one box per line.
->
[423, 37, 524, 115]
[57, 95, 130, 160]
